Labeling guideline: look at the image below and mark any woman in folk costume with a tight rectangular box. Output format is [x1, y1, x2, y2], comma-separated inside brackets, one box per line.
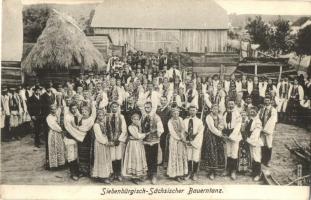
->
[167, 106, 188, 182]
[183, 105, 204, 181]
[245, 106, 263, 181]
[222, 99, 242, 180]
[201, 104, 226, 180]
[106, 101, 127, 182]
[46, 104, 66, 169]
[76, 103, 96, 176]
[123, 113, 149, 184]
[92, 109, 113, 184]
[228, 74, 238, 100]
[211, 83, 226, 115]
[235, 94, 245, 114]
[259, 95, 277, 167]
[237, 110, 252, 173]
[63, 102, 95, 180]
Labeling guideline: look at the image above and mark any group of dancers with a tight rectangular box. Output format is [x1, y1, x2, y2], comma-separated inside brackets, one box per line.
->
[1, 50, 310, 185]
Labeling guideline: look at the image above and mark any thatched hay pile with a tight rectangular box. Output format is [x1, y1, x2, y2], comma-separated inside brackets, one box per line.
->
[22, 9, 105, 73]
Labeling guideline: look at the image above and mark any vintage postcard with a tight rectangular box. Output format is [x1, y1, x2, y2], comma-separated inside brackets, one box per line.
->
[1, 0, 310, 199]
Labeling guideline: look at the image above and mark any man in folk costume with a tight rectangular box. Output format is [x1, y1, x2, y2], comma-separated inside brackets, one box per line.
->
[245, 106, 263, 181]
[176, 87, 187, 119]
[108, 77, 123, 108]
[259, 95, 278, 167]
[156, 96, 171, 168]
[276, 77, 290, 122]
[212, 74, 220, 94]
[183, 105, 204, 181]
[259, 76, 268, 104]
[139, 81, 160, 114]
[222, 99, 242, 180]
[106, 101, 127, 181]
[1, 86, 11, 142]
[186, 81, 198, 110]
[9, 88, 22, 140]
[252, 76, 261, 107]
[141, 101, 164, 184]
[165, 61, 181, 81]
[28, 86, 43, 147]
[287, 78, 304, 124]
[157, 48, 167, 71]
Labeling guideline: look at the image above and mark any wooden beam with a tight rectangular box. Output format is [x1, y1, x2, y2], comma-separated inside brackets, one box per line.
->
[278, 65, 283, 83]
[254, 63, 257, 75]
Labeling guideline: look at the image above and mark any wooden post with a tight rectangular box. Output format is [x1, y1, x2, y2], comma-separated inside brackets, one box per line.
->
[297, 165, 302, 186]
[204, 47, 208, 64]
[278, 65, 283, 83]
[177, 47, 180, 69]
[254, 63, 258, 75]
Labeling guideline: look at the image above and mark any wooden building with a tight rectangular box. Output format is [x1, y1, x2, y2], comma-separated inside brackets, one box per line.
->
[1, 0, 23, 87]
[90, 0, 229, 53]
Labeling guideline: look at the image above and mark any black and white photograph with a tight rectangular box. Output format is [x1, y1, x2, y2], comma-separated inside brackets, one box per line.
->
[1, 0, 311, 199]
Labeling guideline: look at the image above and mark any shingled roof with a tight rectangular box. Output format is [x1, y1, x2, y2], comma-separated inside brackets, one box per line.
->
[91, 0, 228, 30]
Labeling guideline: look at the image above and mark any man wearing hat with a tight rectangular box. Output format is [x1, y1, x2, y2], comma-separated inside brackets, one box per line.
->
[183, 105, 204, 181]
[259, 95, 277, 167]
[141, 101, 164, 184]
[107, 101, 127, 181]
[222, 99, 242, 180]
[28, 86, 44, 148]
[139, 81, 160, 114]
[1, 86, 11, 142]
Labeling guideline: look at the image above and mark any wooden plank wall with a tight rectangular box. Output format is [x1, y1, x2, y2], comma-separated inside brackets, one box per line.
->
[93, 28, 227, 53]
[87, 36, 112, 60]
[1, 61, 22, 87]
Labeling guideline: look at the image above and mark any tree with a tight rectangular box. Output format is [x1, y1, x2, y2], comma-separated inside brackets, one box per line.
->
[295, 25, 311, 76]
[23, 6, 50, 43]
[269, 17, 292, 56]
[245, 16, 270, 51]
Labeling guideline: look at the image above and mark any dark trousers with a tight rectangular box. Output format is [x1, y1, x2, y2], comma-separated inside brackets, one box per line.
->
[69, 160, 79, 177]
[1, 115, 10, 141]
[188, 161, 199, 175]
[227, 157, 238, 173]
[144, 143, 158, 176]
[112, 160, 122, 176]
[33, 119, 42, 146]
[252, 161, 261, 177]
[261, 146, 272, 165]
[160, 132, 168, 165]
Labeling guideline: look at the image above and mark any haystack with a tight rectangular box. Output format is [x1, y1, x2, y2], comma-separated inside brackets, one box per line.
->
[22, 9, 106, 74]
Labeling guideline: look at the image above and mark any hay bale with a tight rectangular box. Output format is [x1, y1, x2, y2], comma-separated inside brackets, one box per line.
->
[22, 9, 106, 74]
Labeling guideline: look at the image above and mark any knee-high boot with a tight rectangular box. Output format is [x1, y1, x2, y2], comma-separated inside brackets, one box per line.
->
[267, 148, 272, 164]
[261, 146, 267, 165]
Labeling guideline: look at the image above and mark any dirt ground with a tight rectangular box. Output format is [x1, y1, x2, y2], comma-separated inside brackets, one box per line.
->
[1, 123, 310, 185]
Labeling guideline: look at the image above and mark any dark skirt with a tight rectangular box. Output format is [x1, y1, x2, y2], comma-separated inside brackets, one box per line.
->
[201, 127, 225, 171]
[78, 132, 93, 176]
[237, 140, 252, 172]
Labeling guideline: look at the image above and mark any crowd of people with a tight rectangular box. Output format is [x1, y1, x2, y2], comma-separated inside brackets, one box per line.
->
[1, 49, 311, 185]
